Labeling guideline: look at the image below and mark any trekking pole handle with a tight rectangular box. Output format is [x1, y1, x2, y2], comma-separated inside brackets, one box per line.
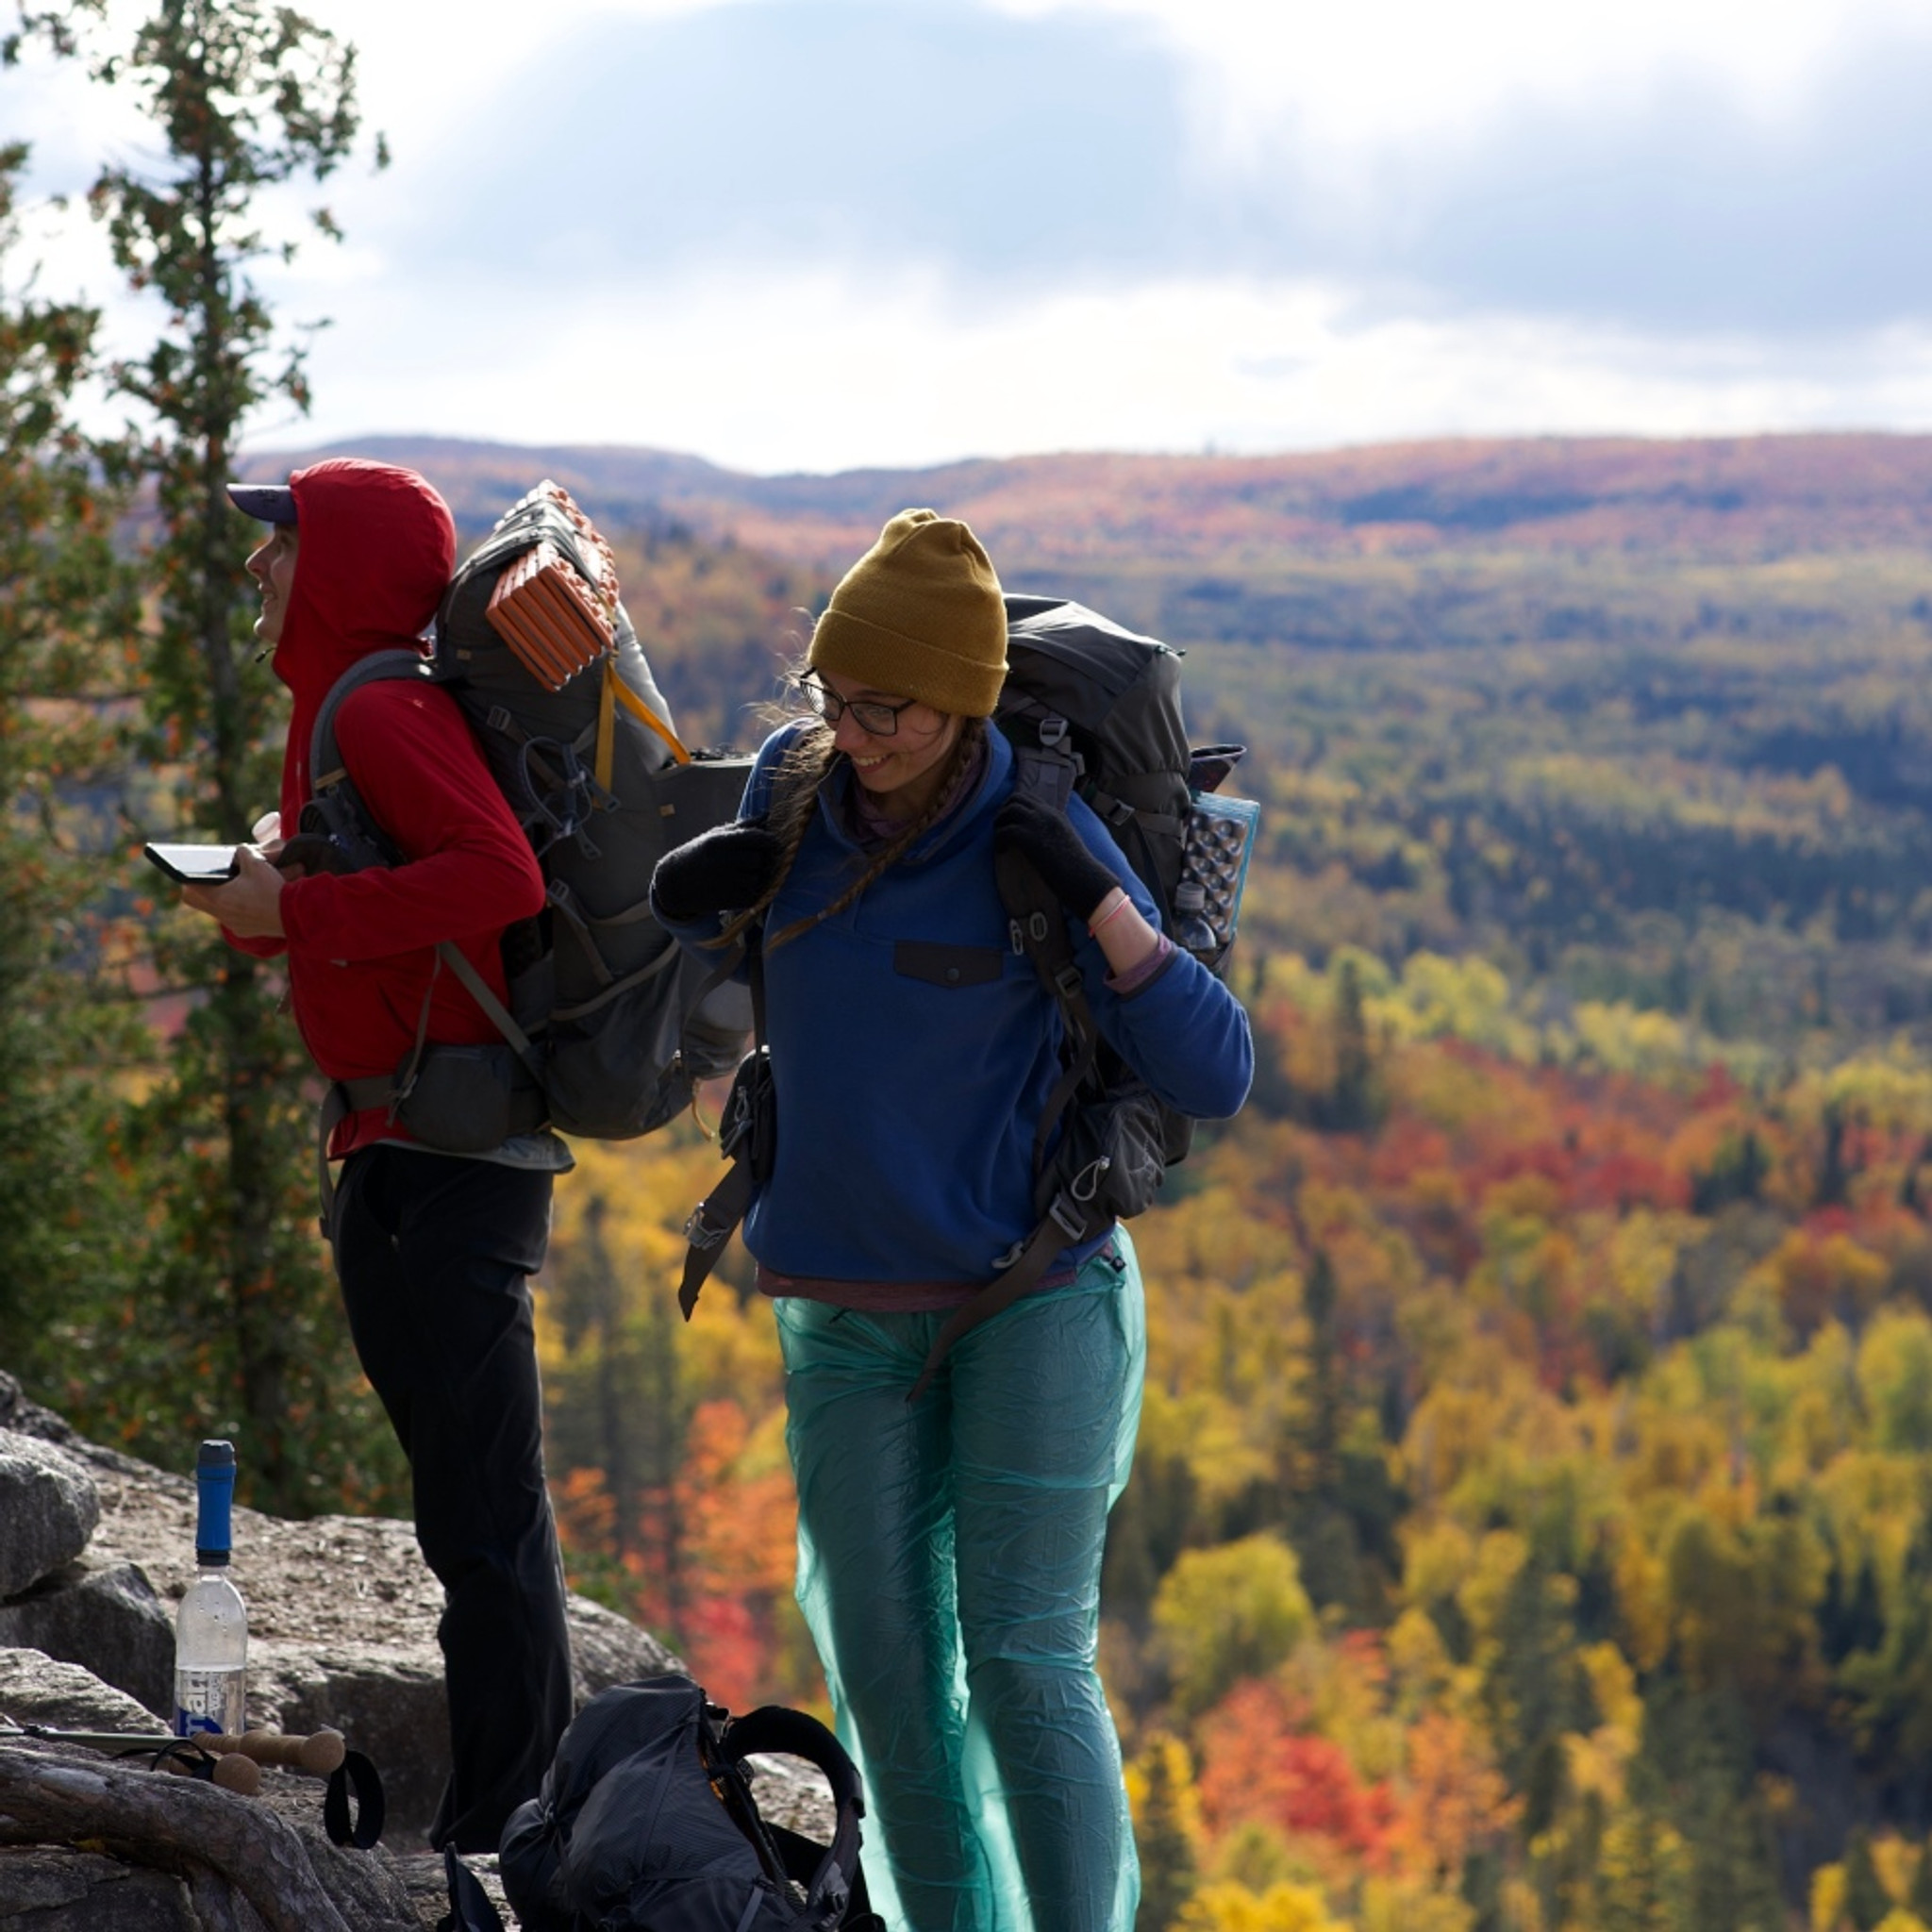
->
[206, 1727, 348, 1774]
[160, 1748, 262, 1796]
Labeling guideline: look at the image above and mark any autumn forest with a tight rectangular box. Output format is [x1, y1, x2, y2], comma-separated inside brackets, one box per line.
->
[441, 436, 1932, 1932]
[9, 11, 1932, 1931]
[18, 384, 1932, 1931]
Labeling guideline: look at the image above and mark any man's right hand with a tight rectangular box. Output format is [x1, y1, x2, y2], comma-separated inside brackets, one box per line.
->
[181, 844, 289, 938]
[651, 821, 785, 924]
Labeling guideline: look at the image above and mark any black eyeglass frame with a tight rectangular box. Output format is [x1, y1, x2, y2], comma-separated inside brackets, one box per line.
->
[793, 672, 920, 738]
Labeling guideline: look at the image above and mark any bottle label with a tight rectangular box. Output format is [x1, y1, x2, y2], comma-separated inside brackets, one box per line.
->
[174, 1666, 246, 1739]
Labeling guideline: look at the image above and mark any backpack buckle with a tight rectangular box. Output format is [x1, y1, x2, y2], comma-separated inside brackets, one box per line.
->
[1038, 715, 1069, 750]
[1054, 963, 1083, 1001]
[1048, 1191, 1089, 1241]
[683, 1201, 732, 1250]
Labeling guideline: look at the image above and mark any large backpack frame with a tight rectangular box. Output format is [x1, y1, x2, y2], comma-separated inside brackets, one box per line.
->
[299, 485, 754, 1171]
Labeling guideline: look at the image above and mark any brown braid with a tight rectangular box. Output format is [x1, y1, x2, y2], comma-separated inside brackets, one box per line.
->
[710, 714, 986, 956]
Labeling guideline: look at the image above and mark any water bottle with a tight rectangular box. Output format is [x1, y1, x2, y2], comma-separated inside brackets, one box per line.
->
[1171, 880, 1220, 960]
[174, 1440, 247, 1737]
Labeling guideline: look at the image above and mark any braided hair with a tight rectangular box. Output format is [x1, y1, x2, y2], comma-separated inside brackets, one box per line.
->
[711, 714, 989, 955]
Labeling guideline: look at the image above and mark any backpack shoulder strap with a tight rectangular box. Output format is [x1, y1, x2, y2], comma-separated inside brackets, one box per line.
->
[308, 647, 439, 793]
[720, 1706, 869, 1927]
[302, 649, 439, 875]
[305, 648, 547, 1094]
[900, 743, 1112, 1402]
[998, 736, 1103, 1173]
[677, 933, 764, 1318]
[994, 844, 1096, 1180]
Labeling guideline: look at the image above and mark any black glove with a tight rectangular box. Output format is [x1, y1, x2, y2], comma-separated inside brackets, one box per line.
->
[651, 821, 785, 924]
[993, 793, 1121, 923]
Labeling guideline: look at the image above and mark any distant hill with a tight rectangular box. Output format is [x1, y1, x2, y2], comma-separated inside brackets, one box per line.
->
[246, 431, 1932, 569]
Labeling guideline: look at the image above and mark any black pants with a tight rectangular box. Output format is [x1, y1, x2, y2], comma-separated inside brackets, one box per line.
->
[334, 1144, 573, 1853]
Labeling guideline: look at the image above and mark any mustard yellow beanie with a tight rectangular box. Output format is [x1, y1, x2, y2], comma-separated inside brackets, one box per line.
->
[808, 508, 1008, 718]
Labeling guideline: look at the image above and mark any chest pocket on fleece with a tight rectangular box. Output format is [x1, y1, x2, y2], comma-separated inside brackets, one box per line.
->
[893, 941, 1005, 990]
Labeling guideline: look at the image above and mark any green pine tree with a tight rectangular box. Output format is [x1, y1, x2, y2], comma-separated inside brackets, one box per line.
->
[1907, 1840, 1932, 1925]
[1130, 1733, 1201, 1932]
[0, 140, 142, 1387]
[1842, 1828, 1890, 1932]
[1637, 1677, 1784, 1932]
[24, 0, 397, 1511]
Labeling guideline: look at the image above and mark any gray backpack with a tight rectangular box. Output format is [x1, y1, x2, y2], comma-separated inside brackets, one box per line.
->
[300, 483, 753, 1154]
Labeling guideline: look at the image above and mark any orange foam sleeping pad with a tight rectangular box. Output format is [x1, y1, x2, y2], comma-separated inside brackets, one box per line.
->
[485, 538, 617, 691]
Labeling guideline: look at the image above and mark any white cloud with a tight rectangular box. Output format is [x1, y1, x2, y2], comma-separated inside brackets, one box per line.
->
[284, 266, 1932, 473]
[7, 0, 1932, 471]
[1002, 0, 1932, 147]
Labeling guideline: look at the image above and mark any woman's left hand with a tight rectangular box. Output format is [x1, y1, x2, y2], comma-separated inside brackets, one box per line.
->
[992, 793, 1121, 922]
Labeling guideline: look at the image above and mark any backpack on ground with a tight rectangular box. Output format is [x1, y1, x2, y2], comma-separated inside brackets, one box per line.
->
[678, 593, 1260, 1380]
[300, 482, 755, 1173]
[493, 1674, 883, 1932]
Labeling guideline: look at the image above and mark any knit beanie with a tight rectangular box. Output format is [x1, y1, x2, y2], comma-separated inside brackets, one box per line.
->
[808, 508, 1008, 718]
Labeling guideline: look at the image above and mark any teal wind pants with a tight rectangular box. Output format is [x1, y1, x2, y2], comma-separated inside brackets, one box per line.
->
[774, 1232, 1147, 1932]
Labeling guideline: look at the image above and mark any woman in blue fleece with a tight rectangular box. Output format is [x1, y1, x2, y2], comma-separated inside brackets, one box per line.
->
[651, 508, 1252, 1932]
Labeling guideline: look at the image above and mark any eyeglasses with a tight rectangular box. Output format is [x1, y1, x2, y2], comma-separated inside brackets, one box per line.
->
[793, 673, 920, 738]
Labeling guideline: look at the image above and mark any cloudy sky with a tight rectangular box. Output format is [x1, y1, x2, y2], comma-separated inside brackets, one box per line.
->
[7, 0, 1932, 473]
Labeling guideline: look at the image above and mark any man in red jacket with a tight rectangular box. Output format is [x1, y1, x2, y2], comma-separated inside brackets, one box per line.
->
[180, 458, 574, 1854]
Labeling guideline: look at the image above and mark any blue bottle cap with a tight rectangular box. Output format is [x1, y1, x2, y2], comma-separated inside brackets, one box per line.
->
[194, 1439, 236, 1566]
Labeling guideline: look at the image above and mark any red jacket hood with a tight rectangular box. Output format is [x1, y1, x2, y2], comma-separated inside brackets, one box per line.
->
[272, 458, 457, 826]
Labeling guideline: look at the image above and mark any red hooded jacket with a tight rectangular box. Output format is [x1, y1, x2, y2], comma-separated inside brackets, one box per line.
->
[231, 458, 544, 1155]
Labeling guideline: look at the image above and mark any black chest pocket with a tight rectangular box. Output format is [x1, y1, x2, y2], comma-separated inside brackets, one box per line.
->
[893, 941, 1005, 990]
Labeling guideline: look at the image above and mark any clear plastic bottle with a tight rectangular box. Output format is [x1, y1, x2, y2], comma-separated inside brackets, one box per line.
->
[174, 1439, 247, 1737]
[1171, 879, 1220, 960]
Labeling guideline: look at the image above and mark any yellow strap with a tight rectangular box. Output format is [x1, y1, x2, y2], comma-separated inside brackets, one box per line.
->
[603, 657, 691, 765]
[595, 659, 617, 791]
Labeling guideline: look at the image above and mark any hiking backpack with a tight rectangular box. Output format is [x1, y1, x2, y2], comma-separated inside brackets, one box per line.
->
[299, 482, 755, 1162]
[491, 1674, 883, 1932]
[679, 592, 1259, 1387]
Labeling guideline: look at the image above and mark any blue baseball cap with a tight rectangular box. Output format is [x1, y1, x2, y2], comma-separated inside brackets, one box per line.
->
[225, 481, 297, 525]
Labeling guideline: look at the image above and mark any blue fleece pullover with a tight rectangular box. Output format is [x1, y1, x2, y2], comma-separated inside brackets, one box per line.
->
[664, 722, 1254, 1286]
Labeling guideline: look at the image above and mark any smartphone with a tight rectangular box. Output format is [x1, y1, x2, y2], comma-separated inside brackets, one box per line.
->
[143, 841, 241, 885]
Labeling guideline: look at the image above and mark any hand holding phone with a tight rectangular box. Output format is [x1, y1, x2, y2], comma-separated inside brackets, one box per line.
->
[169, 845, 289, 940]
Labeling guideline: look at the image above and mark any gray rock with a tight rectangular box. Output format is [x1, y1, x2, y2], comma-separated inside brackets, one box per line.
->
[0, 1647, 163, 1734]
[250, 1775, 424, 1931]
[67, 1438, 681, 1849]
[249, 1639, 448, 1846]
[0, 1441, 97, 1601]
[245, 1595, 680, 1847]
[0, 1561, 174, 1720]
[742, 1751, 840, 1844]
[565, 1594, 681, 1708]
[0, 1845, 198, 1927]
[0, 1383, 681, 1871]
[0, 1373, 76, 1447]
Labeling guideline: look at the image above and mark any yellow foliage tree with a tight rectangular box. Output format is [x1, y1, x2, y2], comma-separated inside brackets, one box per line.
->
[1175, 1878, 1351, 1932]
[1152, 1534, 1315, 1717]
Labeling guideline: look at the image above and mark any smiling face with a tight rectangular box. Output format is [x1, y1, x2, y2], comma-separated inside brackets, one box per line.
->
[246, 524, 300, 646]
[821, 668, 963, 821]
